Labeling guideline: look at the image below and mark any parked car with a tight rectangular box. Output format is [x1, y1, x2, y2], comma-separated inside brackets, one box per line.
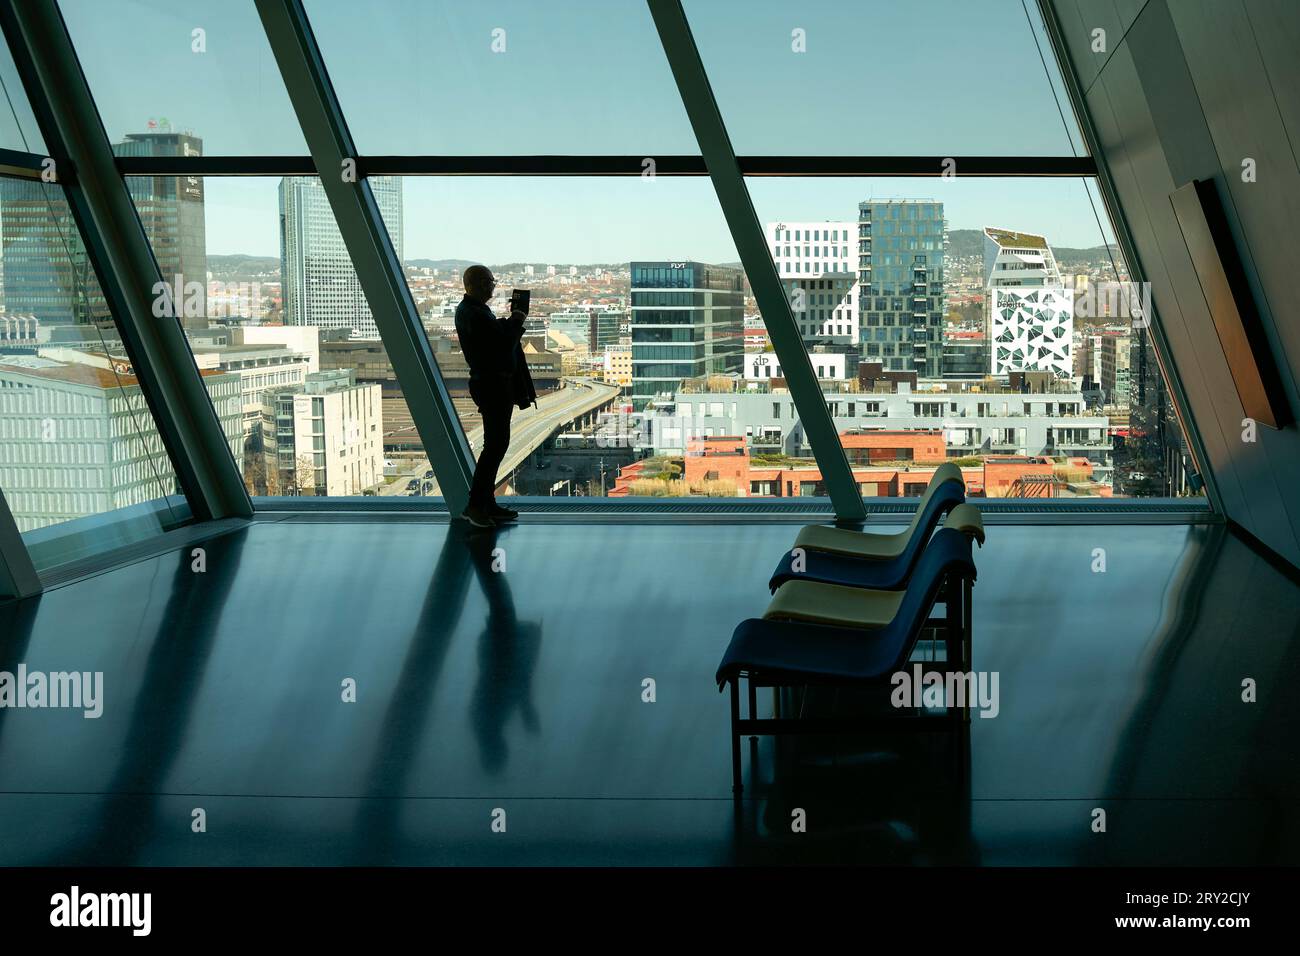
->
[406, 479, 419, 490]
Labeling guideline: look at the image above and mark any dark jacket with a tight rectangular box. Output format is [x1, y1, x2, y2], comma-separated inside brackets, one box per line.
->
[511, 342, 537, 411]
[454, 295, 536, 410]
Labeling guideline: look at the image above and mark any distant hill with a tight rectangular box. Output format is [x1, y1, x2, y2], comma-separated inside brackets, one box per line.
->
[1053, 244, 1121, 267]
[207, 254, 280, 280]
[945, 229, 985, 260]
[405, 258, 477, 273]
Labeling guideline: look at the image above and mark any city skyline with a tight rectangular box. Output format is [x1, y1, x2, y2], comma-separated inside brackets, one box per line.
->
[196, 175, 1118, 266]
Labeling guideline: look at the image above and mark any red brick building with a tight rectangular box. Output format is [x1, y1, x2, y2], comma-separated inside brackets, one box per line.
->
[610, 436, 1101, 498]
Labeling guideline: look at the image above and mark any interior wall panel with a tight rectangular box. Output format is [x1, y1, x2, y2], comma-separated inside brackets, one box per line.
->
[1165, 0, 1300, 551]
[1089, 45, 1252, 527]
[1052, 0, 1300, 567]
[1245, 0, 1300, 165]
[1054, 0, 1128, 92]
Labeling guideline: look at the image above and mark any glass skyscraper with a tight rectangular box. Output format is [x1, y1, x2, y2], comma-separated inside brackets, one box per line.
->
[279, 176, 402, 339]
[857, 200, 946, 377]
[629, 260, 744, 409]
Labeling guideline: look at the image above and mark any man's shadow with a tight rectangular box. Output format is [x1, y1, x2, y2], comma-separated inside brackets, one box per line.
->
[351, 518, 541, 863]
[462, 522, 541, 775]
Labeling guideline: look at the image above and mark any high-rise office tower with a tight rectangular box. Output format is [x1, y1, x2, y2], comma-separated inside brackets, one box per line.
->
[983, 226, 1073, 378]
[117, 131, 209, 329]
[0, 130, 208, 330]
[857, 200, 946, 377]
[280, 176, 403, 339]
[766, 220, 859, 353]
[629, 261, 744, 409]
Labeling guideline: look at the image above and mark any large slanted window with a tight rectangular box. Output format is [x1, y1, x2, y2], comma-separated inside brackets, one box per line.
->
[59, 0, 307, 155]
[120, 175, 420, 500]
[373, 175, 761, 497]
[8, 0, 1206, 523]
[303, 0, 699, 156]
[0, 175, 193, 572]
[739, 175, 1186, 499]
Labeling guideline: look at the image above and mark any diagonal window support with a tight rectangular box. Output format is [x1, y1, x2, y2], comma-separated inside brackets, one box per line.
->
[0, 489, 40, 601]
[0, 0, 253, 524]
[255, 0, 475, 513]
[647, 0, 865, 520]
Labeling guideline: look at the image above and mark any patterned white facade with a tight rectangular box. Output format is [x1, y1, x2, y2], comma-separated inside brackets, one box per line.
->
[983, 227, 1073, 378]
[990, 286, 1075, 377]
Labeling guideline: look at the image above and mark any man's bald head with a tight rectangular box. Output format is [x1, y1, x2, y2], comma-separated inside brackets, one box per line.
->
[463, 265, 495, 302]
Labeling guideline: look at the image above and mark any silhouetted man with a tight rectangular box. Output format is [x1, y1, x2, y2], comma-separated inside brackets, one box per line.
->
[455, 265, 527, 527]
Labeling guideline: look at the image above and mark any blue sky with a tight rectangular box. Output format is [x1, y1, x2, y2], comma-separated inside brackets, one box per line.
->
[46, 0, 1109, 260]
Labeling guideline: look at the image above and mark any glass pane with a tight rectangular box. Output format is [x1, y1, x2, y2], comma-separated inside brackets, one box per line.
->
[125, 175, 419, 499]
[0, 176, 192, 572]
[59, 0, 308, 154]
[0, 30, 46, 154]
[379, 175, 746, 498]
[303, 0, 698, 155]
[742, 175, 1201, 499]
[684, 0, 1086, 156]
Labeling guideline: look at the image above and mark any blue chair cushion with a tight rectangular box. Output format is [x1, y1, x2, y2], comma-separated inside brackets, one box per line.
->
[768, 478, 965, 592]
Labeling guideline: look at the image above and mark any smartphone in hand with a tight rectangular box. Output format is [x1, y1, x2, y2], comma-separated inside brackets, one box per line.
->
[510, 289, 531, 316]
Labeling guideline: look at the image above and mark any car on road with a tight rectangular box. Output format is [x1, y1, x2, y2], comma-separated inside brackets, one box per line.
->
[423, 470, 434, 479]
[406, 479, 419, 490]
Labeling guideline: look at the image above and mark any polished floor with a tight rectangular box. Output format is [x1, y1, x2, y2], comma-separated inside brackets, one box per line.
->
[0, 514, 1297, 865]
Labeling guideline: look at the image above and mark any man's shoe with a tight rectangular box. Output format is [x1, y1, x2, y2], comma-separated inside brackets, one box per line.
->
[487, 502, 519, 521]
[461, 504, 497, 528]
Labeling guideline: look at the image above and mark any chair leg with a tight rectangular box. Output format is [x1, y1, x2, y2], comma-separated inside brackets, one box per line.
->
[730, 679, 743, 796]
[963, 578, 974, 670]
[748, 680, 758, 742]
[945, 576, 962, 678]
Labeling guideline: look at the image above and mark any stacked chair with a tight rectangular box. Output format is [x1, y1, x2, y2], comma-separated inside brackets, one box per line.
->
[716, 465, 984, 795]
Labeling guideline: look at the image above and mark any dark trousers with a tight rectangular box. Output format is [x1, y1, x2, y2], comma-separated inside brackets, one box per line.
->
[469, 385, 513, 508]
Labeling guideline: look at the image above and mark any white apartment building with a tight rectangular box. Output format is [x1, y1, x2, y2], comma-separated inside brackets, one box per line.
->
[190, 343, 312, 436]
[265, 368, 383, 497]
[983, 226, 1074, 378]
[746, 351, 847, 382]
[0, 353, 242, 532]
[766, 220, 859, 347]
[638, 384, 1111, 479]
[235, 325, 321, 373]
